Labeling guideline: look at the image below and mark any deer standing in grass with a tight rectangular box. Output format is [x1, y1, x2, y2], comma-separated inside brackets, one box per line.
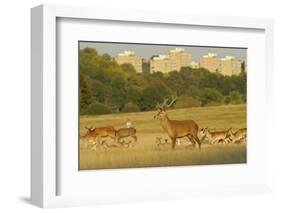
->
[200, 128, 233, 144]
[228, 128, 247, 144]
[154, 96, 201, 149]
[82, 126, 116, 149]
[115, 128, 137, 148]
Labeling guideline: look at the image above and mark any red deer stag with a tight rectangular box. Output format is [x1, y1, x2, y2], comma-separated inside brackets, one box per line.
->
[153, 96, 201, 149]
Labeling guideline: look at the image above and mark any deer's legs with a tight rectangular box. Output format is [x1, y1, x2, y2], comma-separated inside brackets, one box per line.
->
[132, 135, 137, 143]
[131, 135, 137, 147]
[95, 136, 101, 149]
[116, 137, 123, 147]
[191, 134, 201, 149]
[195, 137, 201, 149]
[171, 137, 177, 149]
[187, 134, 196, 148]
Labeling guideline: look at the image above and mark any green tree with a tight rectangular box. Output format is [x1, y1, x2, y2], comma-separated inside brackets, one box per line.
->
[140, 84, 170, 111]
[111, 77, 127, 112]
[185, 85, 201, 98]
[90, 80, 112, 104]
[165, 71, 185, 96]
[83, 102, 112, 115]
[230, 90, 242, 104]
[173, 96, 201, 109]
[199, 88, 223, 106]
[150, 71, 164, 80]
[121, 63, 136, 74]
[79, 75, 92, 114]
[224, 96, 231, 104]
[123, 102, 140, 113]
[126, 86, 142, 105]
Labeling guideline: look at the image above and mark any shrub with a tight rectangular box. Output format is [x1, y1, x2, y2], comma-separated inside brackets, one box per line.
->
[224, 96, 231, 104]
[123, 102, 140, 113]
[241, 94, 247, 103]
[206, 101, 223, 107]
[173, 96, 201, 109]
[230, 90, 242, 104]
[84, 102, 111, 115]
[199, 88, 223, 106]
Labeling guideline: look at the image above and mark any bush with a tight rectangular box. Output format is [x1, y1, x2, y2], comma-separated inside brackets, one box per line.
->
[173, 96, 201, 109]
[241, 94, 247, 103]
[224, 96, 231, 104]
[84, 102, 111, 115]
[230, 90, 242, 104]
[199, 88, 223, 106]
[123, 102, 140, 113]
[206, 101, 223, 107]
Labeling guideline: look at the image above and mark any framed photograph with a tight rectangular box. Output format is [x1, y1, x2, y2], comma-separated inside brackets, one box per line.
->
[31, 4, 274, 208]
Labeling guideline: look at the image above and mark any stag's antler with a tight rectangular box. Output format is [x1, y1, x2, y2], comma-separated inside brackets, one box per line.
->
[166, 95, 177, 108]
[156, 95, 178, 110]
[156, 103, 162, 110]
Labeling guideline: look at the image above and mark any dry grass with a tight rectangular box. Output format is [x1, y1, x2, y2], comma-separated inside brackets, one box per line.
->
[79, 104, 247, 170]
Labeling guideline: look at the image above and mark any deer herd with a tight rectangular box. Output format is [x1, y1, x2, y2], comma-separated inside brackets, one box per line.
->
[81, 125, 137, 150]
[81, 96, 246, 151]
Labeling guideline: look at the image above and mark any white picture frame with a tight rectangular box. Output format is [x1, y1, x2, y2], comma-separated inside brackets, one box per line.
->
[31, 4, 274, 208]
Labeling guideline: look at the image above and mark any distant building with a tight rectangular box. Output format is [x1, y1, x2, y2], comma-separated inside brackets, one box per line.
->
[150, 54, 170, 73]
[190, 61, 199, 69]
[168, 48, 192, 71]
[199, 53, 242, 76]
[150, 48, 192, 73]
[199, 53, 220, 73]
[218, 56, 242, 76]
[115, 51, 142, 73]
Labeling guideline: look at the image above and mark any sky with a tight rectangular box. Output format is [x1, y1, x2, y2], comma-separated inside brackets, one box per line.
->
[79, 41, 247, 62]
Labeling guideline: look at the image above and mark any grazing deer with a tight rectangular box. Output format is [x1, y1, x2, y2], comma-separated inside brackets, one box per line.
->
[155, 137, 170, 149]
[82, 126, 116, 149]
[85, 126, 94, 133]
[200, 128, 232, 144]
[115, 128, 137, 147]
[154, 96, 201, 149]
[228, 128, 247, 144]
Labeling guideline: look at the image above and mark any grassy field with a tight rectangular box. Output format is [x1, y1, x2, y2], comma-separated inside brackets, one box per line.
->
[79, 104, 247, 170]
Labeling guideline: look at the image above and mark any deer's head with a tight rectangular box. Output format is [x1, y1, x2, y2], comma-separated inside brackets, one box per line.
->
[154, 96, 177, 120]
[200, 128, 211, 137]
[85, 126, 94, 134]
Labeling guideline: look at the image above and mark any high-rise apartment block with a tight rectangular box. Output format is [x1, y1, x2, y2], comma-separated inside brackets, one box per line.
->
[199, 53, 242, 76]
[115, 49, 242, 76]
[150, 54, 170, 73]
[115, 51, 143, 73]
[219, 56, 242, 76]
[199, 53, 221, 73]
[150, 48, 192, 73]
[169, 48, 192, 71]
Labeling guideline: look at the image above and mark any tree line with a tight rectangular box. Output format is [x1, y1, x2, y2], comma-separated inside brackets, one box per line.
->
[79, 47, 246, 115]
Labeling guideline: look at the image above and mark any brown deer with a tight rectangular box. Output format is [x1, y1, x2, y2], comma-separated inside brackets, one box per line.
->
[82, 126, 116, 149]
[200, 128, 232, 144]
[154, 96, 201, 149]
[228, 128, 247, 144]
[155, 137, 170, 149]
[115, 127, 137, 147]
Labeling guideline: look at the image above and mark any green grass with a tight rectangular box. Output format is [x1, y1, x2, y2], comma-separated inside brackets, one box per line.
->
[79, 104, 247, 170]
